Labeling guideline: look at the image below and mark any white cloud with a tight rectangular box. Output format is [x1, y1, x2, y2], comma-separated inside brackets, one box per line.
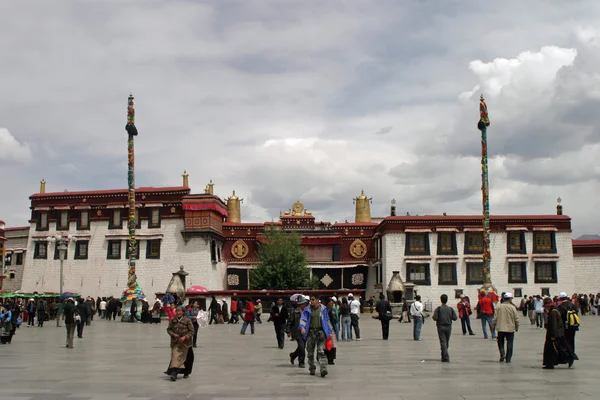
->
[0, 128, 32, 163]
[575, 26, 600, 47]
[467, 46, 577, 97]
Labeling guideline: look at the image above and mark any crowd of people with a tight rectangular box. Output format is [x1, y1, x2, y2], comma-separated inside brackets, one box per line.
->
[1, 288, 591, 381]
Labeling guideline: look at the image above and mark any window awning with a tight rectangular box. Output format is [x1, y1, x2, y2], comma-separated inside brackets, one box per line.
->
[405, 228, 433, 233]
[506, 226, 528, 231]
[533, 226, 558, 231]
[463, 227, 484, 232]
[105, 233, 164, 240]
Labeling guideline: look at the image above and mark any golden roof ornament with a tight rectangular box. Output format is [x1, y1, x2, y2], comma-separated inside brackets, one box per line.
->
[292, 200, 304, 216]
[182, 171, 189, 187]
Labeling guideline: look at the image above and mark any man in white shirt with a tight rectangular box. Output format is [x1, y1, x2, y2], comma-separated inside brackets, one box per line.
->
[410, 295, 424, 341]
[99, 299, 107, 319]
[348, 294, 362, 341]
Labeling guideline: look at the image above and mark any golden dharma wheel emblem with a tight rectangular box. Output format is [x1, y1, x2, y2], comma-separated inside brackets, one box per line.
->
[232, 239, 249, 259]
[350, 239, 367, 259]
[292, 200, 304, 216]
[82, 198, 87, 203]
[96, 210, 102, 216]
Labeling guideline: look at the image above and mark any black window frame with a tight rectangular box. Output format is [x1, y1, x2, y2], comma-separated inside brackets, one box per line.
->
[109, 209, 123, 230]
[4, 253, 11, 266]
[438, 263, 458, 285]
[54, 243, 68, 260]
[107, 240, 122, 260]
[405, 233, 430, 256]
[508, 262, 527, 284]
[74, 240, 89, 260]
[9, 271, 15, 279]
[36, 211, 49, 232]
[507, 231, 526, 254]
[466, 262, 484, 285]
[210, 240, 217, 263]
[77, 210, 90, 230]
[533, 232, 557, 254]
[15, 253, 23, 265]
[125, 242, 140, 260]
[405, 263, 431, 285]
[56, 210, 70, 231]
[34, 242, 48, 259]
[149, 208, 161, 229]
[146, 239, 161, 259]
[534, 261, 557, 284]
[513, 288, 523, 298]
[464, 232, 484, 255]
[437, 232, 457, 255]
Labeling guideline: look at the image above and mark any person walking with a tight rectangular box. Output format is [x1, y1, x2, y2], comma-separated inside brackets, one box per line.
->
[519, 295, 527, 317]
[410, 295, 424, 341]
[229, 298, 238, 324]
[348, 294, 362, 341]
[63, 298, 78, 349]
[270, 297, 289, 349]
[376, 293, 392, 340]
[187, 301, 201, 348]
[557, 292, 579, 353]
[165, 306, 195, 381]
[299, 294, 333, 378]
[534, 295, 544, 329]
[526, 296, 536, 326]
[492, 292, 520, 363]
[209, 296, 219, 325]
[432, 294, 458, 362]
[543, 297, 578, 369]
[287, 295, 308, 368]
[37, 299, 46, 327]
[457, 294, 475, 336]
[240, 299, 255, 335]
[340, 297, 351, 341]
[76, 298, 89, 338]
[26, 299, 35, 327]
[56, 300, 64, 327]
[477, 292, 496, 340]
[255, 299, 263, 324]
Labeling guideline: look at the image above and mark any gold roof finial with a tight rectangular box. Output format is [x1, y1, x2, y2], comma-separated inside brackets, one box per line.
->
[230, 190, 238, 200]
[182, 171, 189, 187]
[40, 179, 46, 194]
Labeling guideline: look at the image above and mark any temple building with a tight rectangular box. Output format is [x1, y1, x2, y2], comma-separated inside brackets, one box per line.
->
[5, 175, 600, 300]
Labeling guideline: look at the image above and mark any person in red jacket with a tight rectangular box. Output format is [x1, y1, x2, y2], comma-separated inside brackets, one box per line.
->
[240, 299, 255, 335]
[477, 293, 496, 340]
[228, 298, 239, 324]
[457, 295, 475, 336]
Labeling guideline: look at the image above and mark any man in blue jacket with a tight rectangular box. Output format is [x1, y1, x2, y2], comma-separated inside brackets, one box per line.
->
[299, 294, 332, 378]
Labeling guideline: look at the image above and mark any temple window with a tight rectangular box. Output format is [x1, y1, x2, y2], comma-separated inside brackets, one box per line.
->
[107, 240, 121, 259]
[109, 210, 122, 229]
[37, 211, 49, 231]
[535, 262, 557, 283]
[78, 211, 90, 230]
[438, 263, 457, 285]
[147, 239, 161, 259]
[57, 211, 69, 230]
[507, 231, 526, 254]
[74, 241, 89, 260]
[34, 242, 47, 259]
[405, 233, 429, 256]
[406, 263, 430, 285]
[149, 208, 161, 228]
[464, 232, 483, 254]
[437, 232, 457, 255]
[466, 262, 484, 285]
[508, 262, 527, 283]
[533, 232, 556, 253]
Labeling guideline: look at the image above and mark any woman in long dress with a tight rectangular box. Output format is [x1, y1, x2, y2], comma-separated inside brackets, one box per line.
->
[543, 297, 578, 369]
[165, 306, 195, 381]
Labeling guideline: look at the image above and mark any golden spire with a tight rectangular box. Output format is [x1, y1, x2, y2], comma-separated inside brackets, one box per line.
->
[182, 171, 189, 187]
[207, 180, 214, 195]
[353, 190, 372, 223]
[226, 190, 243, 223]
[40, 179, 46, 194]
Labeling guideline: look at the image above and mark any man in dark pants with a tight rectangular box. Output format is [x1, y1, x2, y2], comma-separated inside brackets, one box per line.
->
[270, 297, 289, 349]
[375, 293, 392, 340]
[557, 292, 579, 352]
[493, 292, 519, 363]
[209, 296, 219, 325]
[76, 298, 89, 338]
[286, 296, 308, 367]
[432, 294, 458, 362]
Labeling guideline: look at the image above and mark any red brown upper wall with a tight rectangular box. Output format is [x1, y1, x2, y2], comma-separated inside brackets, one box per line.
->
[377, 215, 572, 233]
[573, 240, 600, 256]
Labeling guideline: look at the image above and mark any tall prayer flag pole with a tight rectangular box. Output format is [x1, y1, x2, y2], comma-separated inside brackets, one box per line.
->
[126, 93, 138, 288]
[478, 95, 496, 298]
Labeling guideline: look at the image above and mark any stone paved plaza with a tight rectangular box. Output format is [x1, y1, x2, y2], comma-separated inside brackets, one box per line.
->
[1, 313, 599, 400]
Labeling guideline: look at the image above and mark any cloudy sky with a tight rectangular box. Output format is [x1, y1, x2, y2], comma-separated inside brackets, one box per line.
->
[1, 1, 599, 237]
